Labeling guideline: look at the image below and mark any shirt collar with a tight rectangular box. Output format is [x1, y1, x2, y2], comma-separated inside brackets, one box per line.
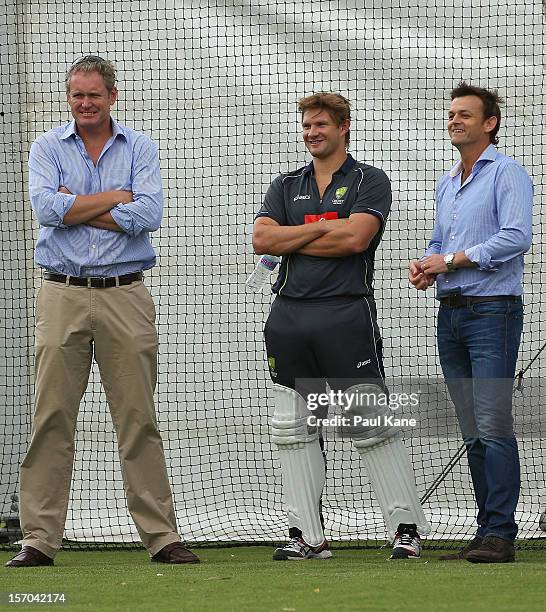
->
[449, 143, 497, 178]
[60, 118, 126, 141]
[60, 120, 78, 140]
[304, 153, 357, 176]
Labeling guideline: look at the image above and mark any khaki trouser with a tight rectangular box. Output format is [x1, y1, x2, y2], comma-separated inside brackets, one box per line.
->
[19, 279, 180, 558]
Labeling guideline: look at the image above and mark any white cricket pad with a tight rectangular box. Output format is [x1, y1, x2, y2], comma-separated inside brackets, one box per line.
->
[271, 385, 325, 547]
[354, 435, 431, 540]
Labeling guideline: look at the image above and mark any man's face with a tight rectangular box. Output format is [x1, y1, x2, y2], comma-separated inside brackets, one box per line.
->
[447, 95, 496, 150]
[67, 70, 117, 131]
[302, 109, 349, 159]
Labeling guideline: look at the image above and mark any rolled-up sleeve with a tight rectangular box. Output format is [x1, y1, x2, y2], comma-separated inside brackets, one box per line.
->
[423, 181, 445, 258]
[423, 225, 443, 258]
[464, 163, 533, 270]
[110, 137, 163, 237]
[29, 140, 75, 228]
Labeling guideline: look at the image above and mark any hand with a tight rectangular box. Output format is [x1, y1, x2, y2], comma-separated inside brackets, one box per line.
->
[408, 260, 436, 290]
[421, 254, 448, 275]
[58, 186, 72, 194]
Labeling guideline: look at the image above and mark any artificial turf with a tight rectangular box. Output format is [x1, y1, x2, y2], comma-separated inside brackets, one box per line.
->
[1, 547, 546, 611]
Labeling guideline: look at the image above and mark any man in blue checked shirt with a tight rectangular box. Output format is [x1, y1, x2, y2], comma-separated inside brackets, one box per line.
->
[409, 82, 533, 563]
[6, 56, 199, 567]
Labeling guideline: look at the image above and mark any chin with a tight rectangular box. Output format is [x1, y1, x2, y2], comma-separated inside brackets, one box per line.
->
[309, 149, 329, 159]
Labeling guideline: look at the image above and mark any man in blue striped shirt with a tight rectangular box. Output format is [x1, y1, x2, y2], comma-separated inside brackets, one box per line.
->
[409, 82, 533, 563]
[6, 57, 198, 567]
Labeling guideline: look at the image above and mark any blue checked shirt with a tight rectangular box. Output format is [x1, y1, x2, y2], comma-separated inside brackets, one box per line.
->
[29, 119, 163, 277]
[424, 145, 533, 298]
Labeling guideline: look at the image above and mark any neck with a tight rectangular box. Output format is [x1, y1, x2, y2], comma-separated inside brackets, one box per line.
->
[458, 141, 491, 176]
[313, 150, 348, 176]
[76, 119, 113, 145]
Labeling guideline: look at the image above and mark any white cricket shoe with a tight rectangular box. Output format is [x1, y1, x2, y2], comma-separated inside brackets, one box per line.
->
[390, 523, 422, 559]
[273, 537, 332, 561]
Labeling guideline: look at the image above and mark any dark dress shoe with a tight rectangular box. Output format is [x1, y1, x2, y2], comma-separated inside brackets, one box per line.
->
[151, 542, 200, 564]
[466, 536, 515, 563]
[5, 546, 54, 567]
[439, 536, 483, 560]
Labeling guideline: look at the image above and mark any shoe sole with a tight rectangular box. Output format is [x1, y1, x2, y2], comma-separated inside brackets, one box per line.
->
[151, 559, 200, 564]
[309, 551, 333, 560]
[466, 556, 514, 564]
[390, 547, 421, 560]
[272, 551, 333, 561]
[5, 562, 54, 567]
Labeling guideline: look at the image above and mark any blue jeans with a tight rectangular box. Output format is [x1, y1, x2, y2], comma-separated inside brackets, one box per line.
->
[437, 299, 523, 542]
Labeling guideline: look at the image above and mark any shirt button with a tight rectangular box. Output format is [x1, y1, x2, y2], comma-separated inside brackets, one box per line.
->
[450, 235, 454, 240]
[453, 214, 457, 219]
[92, 245, 96, 249]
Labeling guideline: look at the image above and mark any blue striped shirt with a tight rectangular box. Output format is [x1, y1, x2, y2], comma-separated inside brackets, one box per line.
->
[424, 145, 533, 298]
[29, 119, 163, 276]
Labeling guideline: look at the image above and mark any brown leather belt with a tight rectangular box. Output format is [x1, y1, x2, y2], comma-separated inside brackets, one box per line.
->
[43, 271, 143, 288]
[439, 294, 520, 308]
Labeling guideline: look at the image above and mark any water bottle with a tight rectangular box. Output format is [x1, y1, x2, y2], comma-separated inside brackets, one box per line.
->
[245, 254, 280, 292]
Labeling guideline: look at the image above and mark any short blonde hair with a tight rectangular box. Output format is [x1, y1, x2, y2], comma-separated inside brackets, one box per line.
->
[298, 93, 351, 146]
[65, 56, 116, 93]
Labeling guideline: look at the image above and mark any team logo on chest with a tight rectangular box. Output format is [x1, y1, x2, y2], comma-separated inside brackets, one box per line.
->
[331, 186, 348, 205]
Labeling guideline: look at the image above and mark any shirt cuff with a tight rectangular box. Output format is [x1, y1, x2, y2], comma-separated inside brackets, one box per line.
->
[464, 245, 497, 271]
[422, 247, 439, 260]
[254, 211, 285, 225]
[52, 193, 76, 228]
[111, 205, 137, 236]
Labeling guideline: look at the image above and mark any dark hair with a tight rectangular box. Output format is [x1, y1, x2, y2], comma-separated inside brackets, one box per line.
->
[298, 93, 351, 147]
[450, 81, 503, 144]
[66, 56, 116, 93]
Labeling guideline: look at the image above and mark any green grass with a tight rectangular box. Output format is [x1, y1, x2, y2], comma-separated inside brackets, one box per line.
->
[2, 547, 546, 611]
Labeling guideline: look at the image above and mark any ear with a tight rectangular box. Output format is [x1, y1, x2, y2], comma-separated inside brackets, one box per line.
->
[109, 86, 118, 106]
[483, 115, 497, 135]
[340, 119, 350, 135]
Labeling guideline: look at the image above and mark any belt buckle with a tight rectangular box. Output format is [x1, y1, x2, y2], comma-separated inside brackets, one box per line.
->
[446, 294, 461, 308]
[87, 277, 107, 288]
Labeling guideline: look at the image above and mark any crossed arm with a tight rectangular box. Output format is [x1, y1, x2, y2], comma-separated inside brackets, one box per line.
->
[252, 213, 381, 258]
[59, 186, 131, 232]
[29, 136, 163, 235]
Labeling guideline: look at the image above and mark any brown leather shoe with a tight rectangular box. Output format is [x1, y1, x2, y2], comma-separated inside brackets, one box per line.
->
[5, 546, 54, 567]
[151, 542, 200, 564]
[439, 536, 483, 560]
[466, 536, 515, 563]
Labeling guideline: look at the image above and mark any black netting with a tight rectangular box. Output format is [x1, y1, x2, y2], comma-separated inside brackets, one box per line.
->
[1, 0, 545, 549]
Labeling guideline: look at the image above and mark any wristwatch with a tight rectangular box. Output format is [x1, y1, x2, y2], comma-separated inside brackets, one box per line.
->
[444, 253, 455, 272]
